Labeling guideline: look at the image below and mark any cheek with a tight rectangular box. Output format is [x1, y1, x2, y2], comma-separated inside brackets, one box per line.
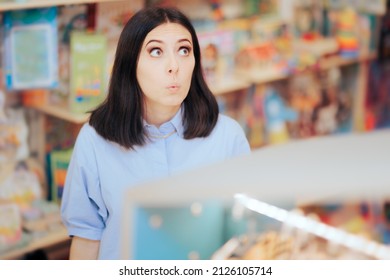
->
[137, 62, 160, 89]
[137, 59, 153, 78]
[183, 59, 195, 79]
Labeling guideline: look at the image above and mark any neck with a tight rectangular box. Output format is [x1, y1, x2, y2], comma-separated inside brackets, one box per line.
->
[145, 106, 180, 128]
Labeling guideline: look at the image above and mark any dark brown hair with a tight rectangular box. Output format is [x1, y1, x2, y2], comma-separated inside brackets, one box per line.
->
[89, 6, 219, 149]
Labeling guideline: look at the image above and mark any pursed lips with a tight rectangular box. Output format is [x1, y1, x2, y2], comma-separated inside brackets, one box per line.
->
[166, 84, 180, 91]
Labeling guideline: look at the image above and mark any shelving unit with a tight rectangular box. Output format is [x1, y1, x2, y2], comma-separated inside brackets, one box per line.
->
[0, 0, 126, 11]
[0, 0, 386, 260]
[0, 228, 69, 260]
[210, 76, 251, 96]
[27, 103, 89, 125]
[0, 0, 126, 261]
[318, 52, 377, 70]
[239, 52, 377, 85]
[25, 78, 249, 123]
[24, 52, 377, 123]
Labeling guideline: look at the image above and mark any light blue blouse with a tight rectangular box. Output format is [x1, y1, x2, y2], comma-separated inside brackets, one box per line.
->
[61, 109, 250, 259]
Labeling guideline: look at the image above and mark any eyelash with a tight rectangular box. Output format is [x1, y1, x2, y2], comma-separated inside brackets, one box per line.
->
[179, 46, 191, 55]
[149, 46, 192, 57]
[150, 48, 162, 57]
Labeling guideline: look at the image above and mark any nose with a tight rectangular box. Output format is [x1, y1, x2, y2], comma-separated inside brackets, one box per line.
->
[167, 54, 179, 74]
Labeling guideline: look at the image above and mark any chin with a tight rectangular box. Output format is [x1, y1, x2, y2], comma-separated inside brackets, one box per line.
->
[164, 96, 186, 106]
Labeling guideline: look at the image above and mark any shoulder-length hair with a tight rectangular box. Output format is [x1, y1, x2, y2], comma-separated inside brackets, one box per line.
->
[89, 6, 219, 149]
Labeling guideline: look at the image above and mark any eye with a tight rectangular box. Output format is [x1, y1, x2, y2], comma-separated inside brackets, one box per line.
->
[178, 46, 191, 56]
[150, 48, 162, 57]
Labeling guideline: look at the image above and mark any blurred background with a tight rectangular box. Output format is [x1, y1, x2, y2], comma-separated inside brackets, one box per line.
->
[0, 0, 390, 260]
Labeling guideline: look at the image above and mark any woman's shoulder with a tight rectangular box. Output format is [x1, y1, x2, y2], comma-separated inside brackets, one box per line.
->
[76, 122, 105, 146]
[213, 114, 246, 138]
[216, 114, 243, 131]
[213, 114, 251, 155]
[78, 122, 97, 138]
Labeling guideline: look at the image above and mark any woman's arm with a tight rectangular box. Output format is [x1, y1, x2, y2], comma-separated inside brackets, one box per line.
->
[69, 236, 100, 260]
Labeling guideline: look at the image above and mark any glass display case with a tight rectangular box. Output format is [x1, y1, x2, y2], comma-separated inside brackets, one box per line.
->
[120, 129, 390, 259]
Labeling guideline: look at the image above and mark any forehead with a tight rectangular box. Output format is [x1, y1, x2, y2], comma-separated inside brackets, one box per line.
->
[144, 22, 192, 43]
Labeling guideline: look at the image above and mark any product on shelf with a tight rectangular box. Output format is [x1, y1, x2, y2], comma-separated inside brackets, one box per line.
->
[0, 203, 28, 255]
[263, 86, 297, 144]
[69, 32, 107, 113]
[292, 0, 323, 40]
[198, 29, 236, 83]
[49, 148, 73, 204]
[219, 195, 390, 260]
[365, 60, 390, 130]
[54, 4, 88, 102]
[3, 7, 59, 90]
[0, 160, 42, 208]
[0, 107, 29, 162]
[94, 0, 143, 83]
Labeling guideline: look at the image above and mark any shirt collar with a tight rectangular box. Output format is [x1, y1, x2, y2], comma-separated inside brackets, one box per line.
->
[170, 106, 185, 137]
[143, 106, 185, 138]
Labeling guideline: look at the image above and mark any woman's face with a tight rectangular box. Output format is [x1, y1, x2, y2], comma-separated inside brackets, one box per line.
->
[137, 23, 195, 116]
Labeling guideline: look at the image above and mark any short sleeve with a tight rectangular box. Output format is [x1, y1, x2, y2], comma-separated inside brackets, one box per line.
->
[233, 123, 251, 156]
[225, 115, 251, 157]
[61, 124, 107, 241]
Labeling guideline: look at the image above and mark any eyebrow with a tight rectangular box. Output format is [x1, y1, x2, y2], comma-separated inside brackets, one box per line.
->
[145, 38, 192, 47]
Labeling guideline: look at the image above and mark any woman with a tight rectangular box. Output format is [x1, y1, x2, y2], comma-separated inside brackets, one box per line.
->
[61, 6, 250, 260]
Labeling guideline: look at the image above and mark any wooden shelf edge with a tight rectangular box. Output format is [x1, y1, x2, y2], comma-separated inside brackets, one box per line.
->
[0, 228, 69, 260]
[237, 52, 378, 86]
[243, 69, 289, 85]
[210, 77, 251, 96]
[27, 103, 90, 124]
[0, 0, 126, 11]
[319, 52, 377, 70]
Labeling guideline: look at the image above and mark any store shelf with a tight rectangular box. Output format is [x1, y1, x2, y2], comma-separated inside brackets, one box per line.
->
[209, 76, 251, 96]
[27, 103, 90, 124]
[0, 0, 126, 11]
[318, 52, 377, 70]
[0, 227, 69, 260]
[239, 52, 377, 85]
[27, 81, 251, 123]
[240, 68, 289, 85]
